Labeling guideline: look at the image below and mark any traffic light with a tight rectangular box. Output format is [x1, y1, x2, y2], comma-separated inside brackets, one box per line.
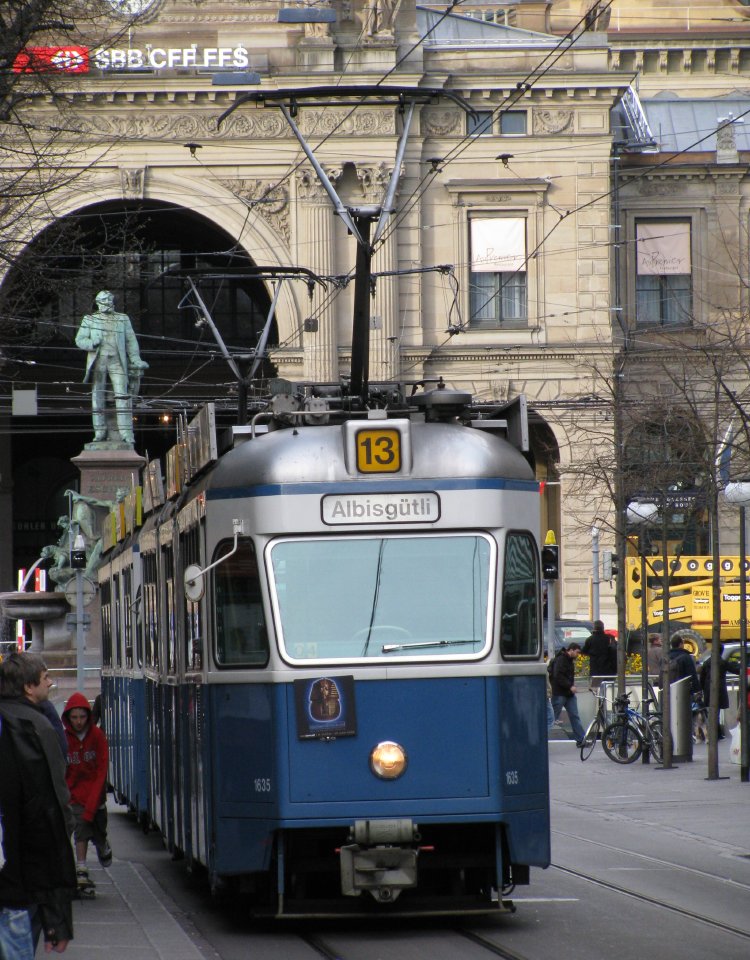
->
[602, 550, 620, 581]
[541, 544, 559, 580]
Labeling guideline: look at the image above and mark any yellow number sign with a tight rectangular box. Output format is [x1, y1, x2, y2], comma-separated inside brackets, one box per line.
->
[355, 429, 401, 473]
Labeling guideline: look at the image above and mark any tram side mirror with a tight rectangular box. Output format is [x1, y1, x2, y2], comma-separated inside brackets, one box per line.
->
[184, 564, 205, 602]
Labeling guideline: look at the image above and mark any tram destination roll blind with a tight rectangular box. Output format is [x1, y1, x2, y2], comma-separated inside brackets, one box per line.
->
[322, 492, 440, 525]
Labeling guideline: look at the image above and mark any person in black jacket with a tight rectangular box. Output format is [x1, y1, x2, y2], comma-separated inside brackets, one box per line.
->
[668, 637, 701, 694]
[0, 653, 76, 955]
[550, 643, 587, 747]
[582, 620, 616, 681]
[699, 644, 740, 740]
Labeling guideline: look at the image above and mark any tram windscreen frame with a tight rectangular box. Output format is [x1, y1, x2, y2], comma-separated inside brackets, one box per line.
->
[268, 533, 494, 663]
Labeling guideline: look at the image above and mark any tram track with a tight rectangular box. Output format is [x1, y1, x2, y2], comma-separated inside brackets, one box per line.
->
[299, 927, 533, 960]
[457, 927, 533, 960]
[553, 829, 750, 894]
[550, 862, 750, 942]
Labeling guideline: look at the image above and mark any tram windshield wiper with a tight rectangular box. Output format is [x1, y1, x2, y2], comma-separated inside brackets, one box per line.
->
[381, 639, 480, 653]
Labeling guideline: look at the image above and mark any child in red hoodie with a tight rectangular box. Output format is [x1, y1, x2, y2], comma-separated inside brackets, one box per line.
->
[62, 692, 111, 897]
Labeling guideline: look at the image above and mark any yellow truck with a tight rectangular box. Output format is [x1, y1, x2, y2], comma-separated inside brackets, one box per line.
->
[625, 555, 750, 656]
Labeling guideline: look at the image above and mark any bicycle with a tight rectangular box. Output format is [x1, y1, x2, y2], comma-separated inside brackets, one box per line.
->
[602, 692, 663, 764]
[580, 688, 610, 761]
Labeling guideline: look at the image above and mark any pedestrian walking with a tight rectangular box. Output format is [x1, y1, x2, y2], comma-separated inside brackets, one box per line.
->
[62, 692, 112, 899]
[549, 643, 587, 747]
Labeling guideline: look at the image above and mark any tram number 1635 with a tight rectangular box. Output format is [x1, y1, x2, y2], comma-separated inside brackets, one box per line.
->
[254, 777, 272, 793]
[505, 770, 519, 786]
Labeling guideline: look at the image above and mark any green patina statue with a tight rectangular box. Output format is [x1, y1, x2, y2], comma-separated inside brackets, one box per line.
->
[75, 290, 149, 446]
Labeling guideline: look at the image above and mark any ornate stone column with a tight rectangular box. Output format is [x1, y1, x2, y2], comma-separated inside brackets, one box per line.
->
[357, 162, 400, 383]
[296, 168, 340, 382]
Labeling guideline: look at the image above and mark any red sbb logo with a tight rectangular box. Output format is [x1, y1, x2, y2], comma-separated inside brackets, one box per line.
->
[13, 47, 90, 73]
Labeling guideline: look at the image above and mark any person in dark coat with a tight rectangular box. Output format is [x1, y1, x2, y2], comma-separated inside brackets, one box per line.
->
[699, 644, 740, 739]
[668, 637, 701, 694]
[0, 653, 76, 955]
[582, 620, 616, 680]
[549, 643, 586, 746]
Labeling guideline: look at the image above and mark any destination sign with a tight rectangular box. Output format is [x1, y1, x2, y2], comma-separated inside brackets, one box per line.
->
[322, 493, 440, 526]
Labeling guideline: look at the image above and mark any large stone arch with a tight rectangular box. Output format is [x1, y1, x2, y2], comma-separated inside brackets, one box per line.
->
[4, 169, 306, 351]
[0, 177, 308, 578]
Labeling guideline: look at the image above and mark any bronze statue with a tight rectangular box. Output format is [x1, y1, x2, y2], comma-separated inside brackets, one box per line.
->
[75, 290, 148, 445]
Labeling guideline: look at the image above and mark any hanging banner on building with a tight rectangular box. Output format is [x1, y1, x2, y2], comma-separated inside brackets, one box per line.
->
[636, 222, 691, 275]
[470, 218, 527, 273]
[13, 47, 89, 73]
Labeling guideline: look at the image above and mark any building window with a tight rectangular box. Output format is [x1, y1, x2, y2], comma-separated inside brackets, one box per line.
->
[500, 111, 526, 135]
[467, 110, 493, 136]
[469, 217, 527, 327]
[635, 221, 692, 325]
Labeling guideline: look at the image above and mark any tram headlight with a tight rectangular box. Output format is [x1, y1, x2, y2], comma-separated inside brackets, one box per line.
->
[370, 741, 407, 780]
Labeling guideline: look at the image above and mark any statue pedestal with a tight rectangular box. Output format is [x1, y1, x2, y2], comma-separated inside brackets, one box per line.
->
[71, 447, 146, 501]
[298, 38, 335, 72]
[62, 447, 146, 694]
[342, 39, 397, 73]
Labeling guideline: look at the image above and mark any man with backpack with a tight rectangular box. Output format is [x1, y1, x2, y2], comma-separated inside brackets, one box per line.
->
[549, 643, 586, 747]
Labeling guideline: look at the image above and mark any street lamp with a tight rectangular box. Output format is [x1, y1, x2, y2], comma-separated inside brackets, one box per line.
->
[69, 532, 87, 693]
[722, 482, 750, 783]
[627, 501, 659, 762]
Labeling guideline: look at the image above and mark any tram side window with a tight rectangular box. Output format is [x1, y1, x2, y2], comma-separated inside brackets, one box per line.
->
[143, 552, 159, 669]
[113, 573, 122, 667]
[163, 544, 177, 675]
[214, 539, 269, 667]
[101, 580, 112, 667]
[500, 533, 540, 658]
[180, 525, 203, 671]
[123, 567, 133, 668]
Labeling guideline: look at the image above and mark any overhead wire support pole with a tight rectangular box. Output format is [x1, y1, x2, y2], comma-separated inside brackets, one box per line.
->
[182, 277, 242, 381]
[217, 85, 477, 405]
[277, 103, 365, 245]
[372, 101, 416, 245]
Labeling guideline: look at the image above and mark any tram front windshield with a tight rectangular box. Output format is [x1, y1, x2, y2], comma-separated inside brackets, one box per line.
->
[269, 534, 493, 662]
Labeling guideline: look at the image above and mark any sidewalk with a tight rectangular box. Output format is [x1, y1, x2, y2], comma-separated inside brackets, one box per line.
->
[549, 734, 750, 809]
[60, 847, 210, 959]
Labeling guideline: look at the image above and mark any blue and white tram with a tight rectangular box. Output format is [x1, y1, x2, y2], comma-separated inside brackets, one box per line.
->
[100, 388, 550, 916]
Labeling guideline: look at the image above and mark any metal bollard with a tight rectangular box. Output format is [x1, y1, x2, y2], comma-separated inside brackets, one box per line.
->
[671, 677, 693, 763]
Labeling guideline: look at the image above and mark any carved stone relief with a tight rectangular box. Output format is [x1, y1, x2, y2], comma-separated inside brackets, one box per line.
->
[295, 167, 343, 202]
[533, 109, 574, 135]
[357, 162, 399, 202]
[422, 109, 462, 137]
[120, 167, 145, 200]
[715, 176, 740, 196]
[222, 179, 290, 244]
[73, 108, 394, 140]
[635, 180, 682, 197]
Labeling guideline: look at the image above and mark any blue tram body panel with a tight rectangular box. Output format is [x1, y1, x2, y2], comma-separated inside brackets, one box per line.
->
[285, 678, 491, 806]
[207, 674, 550, 877]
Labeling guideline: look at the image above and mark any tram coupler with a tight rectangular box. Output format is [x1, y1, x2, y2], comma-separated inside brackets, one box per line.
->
[340, 818, 420, 902]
